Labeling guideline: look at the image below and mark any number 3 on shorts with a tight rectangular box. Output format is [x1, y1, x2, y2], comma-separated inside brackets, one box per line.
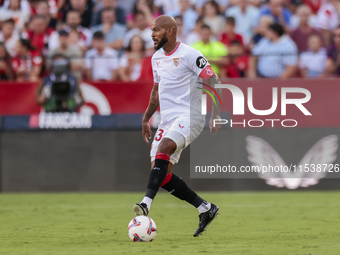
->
[155, 129, 164, 141]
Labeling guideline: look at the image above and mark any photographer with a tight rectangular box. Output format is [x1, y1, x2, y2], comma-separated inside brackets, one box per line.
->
[36, 54, 84, 112]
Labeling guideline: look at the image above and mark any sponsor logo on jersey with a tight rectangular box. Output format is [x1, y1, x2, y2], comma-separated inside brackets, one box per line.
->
[156, 61, 160, 66]
[196, 56, 207, 69]
[179, 124, 184, 128]
[173, 58, 179, 67]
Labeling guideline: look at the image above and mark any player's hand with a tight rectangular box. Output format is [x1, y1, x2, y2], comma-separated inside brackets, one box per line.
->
[142, 121, 152, 143]
[209, 115, 222, 135]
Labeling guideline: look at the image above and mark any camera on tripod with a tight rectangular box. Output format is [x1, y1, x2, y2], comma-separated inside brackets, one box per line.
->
[40, 55, 82, 112]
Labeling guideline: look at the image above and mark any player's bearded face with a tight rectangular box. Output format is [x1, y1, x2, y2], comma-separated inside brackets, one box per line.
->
[154, 31, 168, 50]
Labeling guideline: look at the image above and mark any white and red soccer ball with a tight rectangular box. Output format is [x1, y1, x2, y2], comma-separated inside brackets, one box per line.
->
[127, 216, 157, 242]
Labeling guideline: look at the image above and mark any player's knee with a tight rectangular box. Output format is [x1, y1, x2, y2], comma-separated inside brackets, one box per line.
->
[157, 138, 177, 156]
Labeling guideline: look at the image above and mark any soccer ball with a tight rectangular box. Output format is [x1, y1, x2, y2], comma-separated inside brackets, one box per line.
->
[127, 216, 157, 242]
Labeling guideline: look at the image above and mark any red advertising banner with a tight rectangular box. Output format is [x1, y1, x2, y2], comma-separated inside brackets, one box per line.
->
[0, 79, 339, 127]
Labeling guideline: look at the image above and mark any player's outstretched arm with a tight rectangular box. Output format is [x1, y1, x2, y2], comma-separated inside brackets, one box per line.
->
[205, 74, 222, 135]
[142, 83, 159, 143]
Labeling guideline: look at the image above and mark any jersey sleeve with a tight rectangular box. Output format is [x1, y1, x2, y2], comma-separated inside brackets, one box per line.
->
[185, 48, 215, 78]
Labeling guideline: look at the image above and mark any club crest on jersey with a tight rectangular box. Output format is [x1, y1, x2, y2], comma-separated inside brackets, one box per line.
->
[173, 58, 179, 67]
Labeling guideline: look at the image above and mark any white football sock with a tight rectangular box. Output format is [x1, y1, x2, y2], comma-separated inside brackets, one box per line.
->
[197, 201, 211, 213]
[141, 197, 153, 211]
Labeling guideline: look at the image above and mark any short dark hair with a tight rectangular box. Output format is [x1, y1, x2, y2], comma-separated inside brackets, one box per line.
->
[196, 17, 204, 25]
[203, 0, 220, 15]
[226, 16, 235, 26]
[268, 23, 285, 37]
[93, 31, 105, 40]
[134, 11, 145, 17]
[19, 39, 35, 50]
[59, 30, 69, 36]
[201, 24, 211, 30]
[102, 7, 115, 14]
[67, 10, 81, 17]
[174, 15, 183, 22]
[38, 0, 49, 6]
[33, 14, 47, 21]
[52, 53, 67, 60]
[4, 19, 15, 26]
[230, 40, 241, 47]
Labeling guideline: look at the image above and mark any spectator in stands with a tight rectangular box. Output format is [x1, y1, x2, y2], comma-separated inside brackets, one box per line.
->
[251, 15, 274, 46]
[22, 15, 54, 56]
[316, 0, 340, 47]
[123, 11, 153, 52]
[167, 0, 198, 34]
[85, 31, 118, 81]
[325, 26, 340, 76]
[92, 7, 126, 50]
[185, 17, 204, 45]
[248, 23, 298, 78]
[225, 0, 260, 44]
[92, 0, 126, 26]
[201, 0, 225, 36]
[306, 0, 327, 15]
[126, 0, 160, 30]
[290, 5, 323, 52]
[299, 34, 327, 77]
[154, 0, 181, 15]
[11, 39, 43, 81]
[289, 4, 317, 30]
[0, 0, 30, 31]
[192, 24, 228, 75]
[49, 10, 92, 50]
[259, 0, 293, 30]
[68, 28, 87, 53]
[174, 15, 186, 43]
[196, 0, 228, 15]
[47, 30, 83, 79]
[62, 0, 93, 28]
[220, 17, 244, 48]
[36, 0, 57, 30]
[221, 40, 249, 78]
[0, 42, 12, 80]
[30, 0, 58, 18]
[0, 19, 18, 57]
[119, 35, 151, 81]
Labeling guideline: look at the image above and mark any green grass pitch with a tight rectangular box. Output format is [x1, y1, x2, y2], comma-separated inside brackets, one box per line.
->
[1, 191, 340, 255]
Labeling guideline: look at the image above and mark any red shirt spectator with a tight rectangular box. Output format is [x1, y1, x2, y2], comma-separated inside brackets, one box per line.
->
[11, 39, 43, 82]
[223, 40, 248, 78]
[220, 32, 244, 48]
[22, 15, 54, 55]
[219, 16, 244, 48]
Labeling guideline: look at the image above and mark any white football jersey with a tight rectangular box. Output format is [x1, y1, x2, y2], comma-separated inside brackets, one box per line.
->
[152, 42, 215, 124]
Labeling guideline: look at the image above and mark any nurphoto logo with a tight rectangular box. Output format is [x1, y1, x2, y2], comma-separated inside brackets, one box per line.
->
[200, 84, 312, 128]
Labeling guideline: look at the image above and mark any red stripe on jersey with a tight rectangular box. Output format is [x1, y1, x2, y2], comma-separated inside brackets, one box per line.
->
[199, 65, 215, 78]
[155, 152, 170, 161]
[161, 173, 173, 186]
[164, 42, 181, 56]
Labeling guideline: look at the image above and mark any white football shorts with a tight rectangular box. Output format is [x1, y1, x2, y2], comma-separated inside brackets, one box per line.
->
[150, 115, 205, 164]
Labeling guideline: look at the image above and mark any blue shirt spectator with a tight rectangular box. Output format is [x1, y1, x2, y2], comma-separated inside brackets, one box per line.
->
[92, 7, 126, 50]
[166, 0, 198, 34]
[250, 23, 298, 78]
[259, 0, 293, 28]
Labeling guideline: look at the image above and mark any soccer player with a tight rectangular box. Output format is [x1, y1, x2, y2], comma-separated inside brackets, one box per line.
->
[133, 15, 222, 237]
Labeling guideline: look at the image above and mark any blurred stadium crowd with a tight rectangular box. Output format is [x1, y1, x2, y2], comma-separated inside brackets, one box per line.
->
[1, 0, 340, 81]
